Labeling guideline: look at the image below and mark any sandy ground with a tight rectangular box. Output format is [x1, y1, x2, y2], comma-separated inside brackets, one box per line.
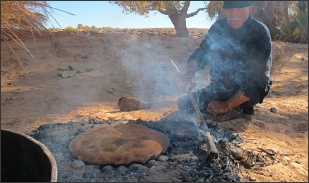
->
[1, 29, 308, 182]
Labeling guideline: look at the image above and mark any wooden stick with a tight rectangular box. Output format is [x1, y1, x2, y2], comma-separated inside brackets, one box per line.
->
[188, 91, 218, 159]
[169, 59, 218, 158]
[170, 60, 180, 72]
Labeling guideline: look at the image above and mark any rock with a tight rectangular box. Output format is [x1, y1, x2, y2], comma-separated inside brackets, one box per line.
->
[101, 165, 114, 172]
[118, 96, 152, 111]
[129, 163, 146, 171]
[226, 174, 240, 181]
[270, 107, 277, 113]
[71, 160, 85, 169]
[146, 160, 158, 168]
[116, 165, 127, 173]
[69, 124, 170, 165]
[248, 175, 256, 181]
[156, 155, 168, 162]
[107, 88, 114, 94]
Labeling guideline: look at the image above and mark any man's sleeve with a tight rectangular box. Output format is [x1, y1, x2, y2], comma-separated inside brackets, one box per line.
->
[240, 26, 272, 101]
[187, 27, 214, 72]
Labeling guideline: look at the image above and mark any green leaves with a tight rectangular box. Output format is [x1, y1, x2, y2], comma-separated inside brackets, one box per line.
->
[111, 1, 182, 17]
[58, 63, 94, 78]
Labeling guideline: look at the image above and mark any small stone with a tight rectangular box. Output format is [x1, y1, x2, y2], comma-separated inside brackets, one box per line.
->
[270, 107, 277, 113]
[107, 88, 115, 94]
[228, 135, 237, 142]
[128, 163, 146, 171]
[230, 148, 242, 158]
[146, 160, 158, 168]
[101, 165, 114, 172]
[227, 174, 240, 181]
[248, 176, 256, 181]
[71, 160, 85, 169]
[116, 165, 127, 173]
[156, 155, 168, 162]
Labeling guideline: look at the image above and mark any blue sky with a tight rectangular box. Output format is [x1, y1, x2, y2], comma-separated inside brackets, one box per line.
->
[46, 1, 215, 29]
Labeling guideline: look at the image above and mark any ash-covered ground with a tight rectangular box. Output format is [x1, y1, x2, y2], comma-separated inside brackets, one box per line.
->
[31, 118, 252, 182]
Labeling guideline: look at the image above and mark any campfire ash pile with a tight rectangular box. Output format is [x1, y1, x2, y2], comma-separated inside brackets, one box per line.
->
[30, 117, 271, 182]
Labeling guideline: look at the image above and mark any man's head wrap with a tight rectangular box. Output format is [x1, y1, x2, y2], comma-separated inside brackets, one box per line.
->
[223, 1, 253, 9]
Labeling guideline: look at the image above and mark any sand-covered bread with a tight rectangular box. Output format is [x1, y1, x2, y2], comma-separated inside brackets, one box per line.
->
[69, 124, 170, 165]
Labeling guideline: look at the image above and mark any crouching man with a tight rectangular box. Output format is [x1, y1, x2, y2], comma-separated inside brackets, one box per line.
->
[177, 1, 272, 121]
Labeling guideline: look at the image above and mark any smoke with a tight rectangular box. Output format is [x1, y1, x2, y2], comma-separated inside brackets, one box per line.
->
[113, 29, 258, 104]
[200, 26, 250, 92]
[117, 35, 182, 102]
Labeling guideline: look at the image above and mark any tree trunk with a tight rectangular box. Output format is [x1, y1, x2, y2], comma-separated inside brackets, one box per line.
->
[168, 12, 188, 37]
[283, 1, 292, 38]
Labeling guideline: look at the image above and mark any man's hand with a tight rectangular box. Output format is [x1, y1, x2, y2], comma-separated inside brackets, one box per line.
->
[206, 101, 231, 116]
[207, 91, 250, 116]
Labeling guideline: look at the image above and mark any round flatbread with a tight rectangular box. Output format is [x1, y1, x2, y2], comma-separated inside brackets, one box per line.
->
[69, 124, 170, 165]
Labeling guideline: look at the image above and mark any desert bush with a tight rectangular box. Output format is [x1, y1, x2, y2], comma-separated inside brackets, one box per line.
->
[130, 28, 138, 34]
[123, 28, 131, 34]
[49, 27, 62, 32]
[83, 25, 90, 30]
[77, 24, 83, 30]
[64, 26, 77, 34]
[90, 25, 99, 33]
[91, 28, 100, 34]
[102, 27, 115, 33]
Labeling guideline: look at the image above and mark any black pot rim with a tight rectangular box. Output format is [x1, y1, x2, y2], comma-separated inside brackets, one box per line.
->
[2, 128, 58, 182]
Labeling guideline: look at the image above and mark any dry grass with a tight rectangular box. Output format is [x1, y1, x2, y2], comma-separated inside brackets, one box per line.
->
[101, 27, 115, 33]
[1, 1, 73, 81]
[122, 28, 131, 34]
[1, 1, 52, 40]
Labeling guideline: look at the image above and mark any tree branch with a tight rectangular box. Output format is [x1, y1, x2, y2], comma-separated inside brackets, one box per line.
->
[181, 1, 190, 13]
[157, 8, 169, 15]
[185, 7, 207, 18]
[149, 2, 169, 15]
